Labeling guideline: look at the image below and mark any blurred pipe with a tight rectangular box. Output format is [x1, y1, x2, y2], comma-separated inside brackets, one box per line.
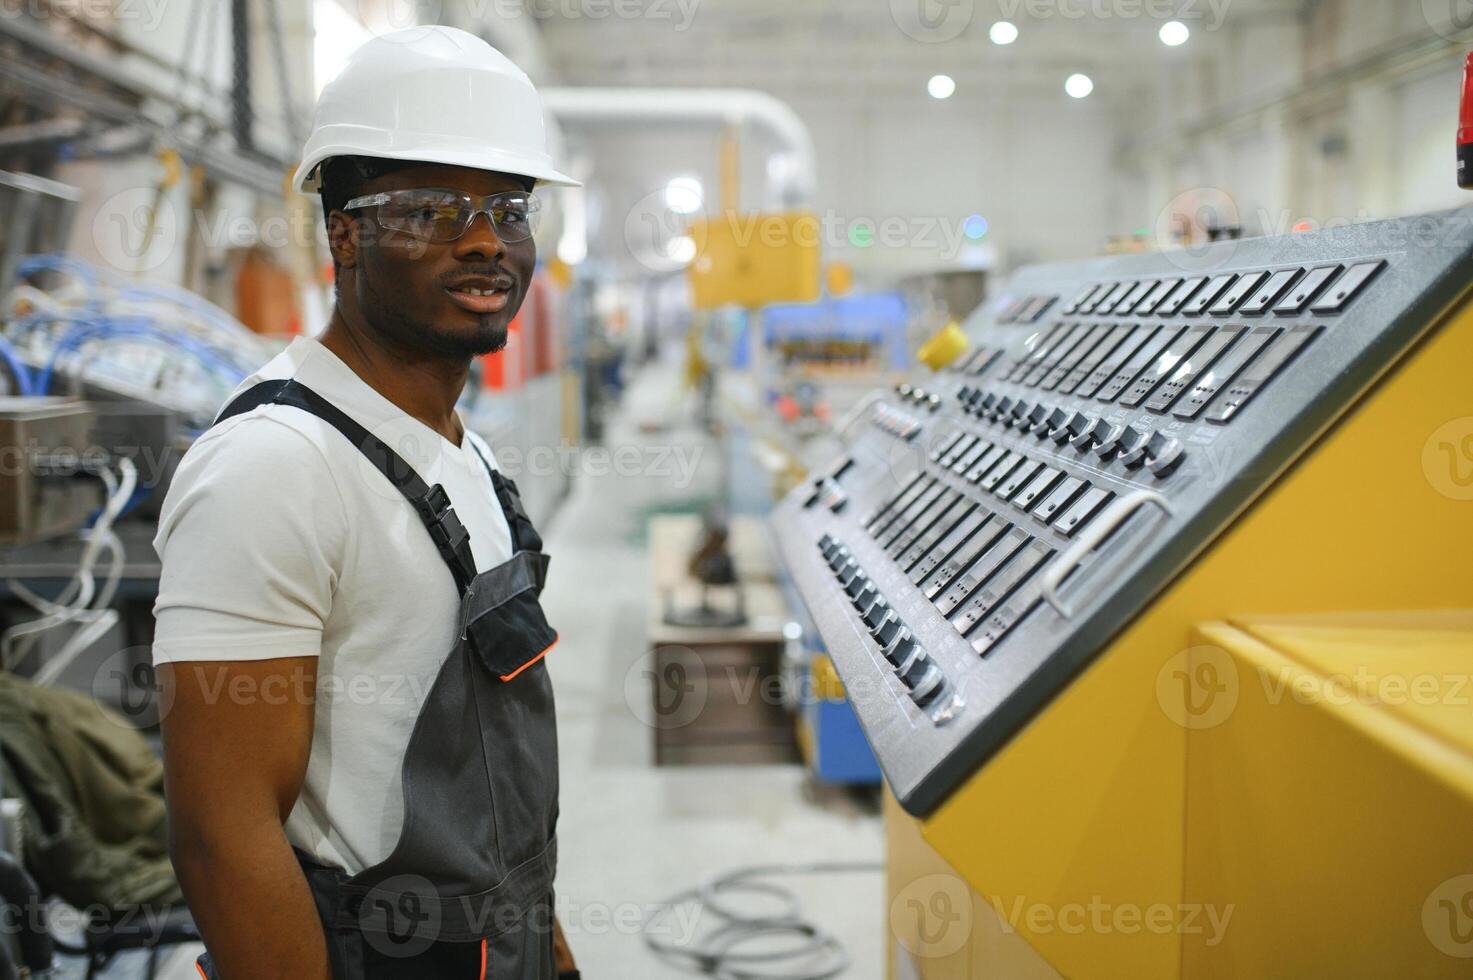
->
[0, 118, 86, 150]
[0, 12, 295, 193]
[0, 51, 287, 197]
[541, 88, 816, 206]
[230, 0, 255, 152]
[720, 124, 740, 212]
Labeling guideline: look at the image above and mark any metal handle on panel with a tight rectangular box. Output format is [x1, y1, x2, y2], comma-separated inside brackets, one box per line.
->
[1040, 489, 1175, 619]
[836, 389, 889, 439]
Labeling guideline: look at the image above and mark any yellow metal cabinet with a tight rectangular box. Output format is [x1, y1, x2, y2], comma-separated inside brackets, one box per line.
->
[889, 272, 1473, 977]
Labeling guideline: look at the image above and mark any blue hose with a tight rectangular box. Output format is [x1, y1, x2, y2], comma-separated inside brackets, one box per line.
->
[115, 284, 247, 337]
[0, 335, 33, 395]
[14, 253, 104, 294]
[8, 308, 107, 339]
[36, 320, 247, 394]
[9, 254, 259, 390]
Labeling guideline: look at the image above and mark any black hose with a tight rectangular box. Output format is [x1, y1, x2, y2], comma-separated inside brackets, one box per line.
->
[643, 861, 882, 980]
[0, 850, 53, 973]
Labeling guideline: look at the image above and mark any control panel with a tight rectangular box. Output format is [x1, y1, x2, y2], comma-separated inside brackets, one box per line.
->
[772, 209, 1473, 815]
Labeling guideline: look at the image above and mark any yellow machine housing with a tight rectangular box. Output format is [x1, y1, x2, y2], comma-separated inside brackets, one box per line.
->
[886, 274, 1473, 978]
[686, 210, 822, 310]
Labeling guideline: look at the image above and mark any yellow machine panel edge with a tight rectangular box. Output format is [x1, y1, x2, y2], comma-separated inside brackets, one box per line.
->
[885, 287, 1473, 978]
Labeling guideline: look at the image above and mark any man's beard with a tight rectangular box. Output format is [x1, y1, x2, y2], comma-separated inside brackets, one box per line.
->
[418, 318, 509, 358]
[361, 277, 511, 358]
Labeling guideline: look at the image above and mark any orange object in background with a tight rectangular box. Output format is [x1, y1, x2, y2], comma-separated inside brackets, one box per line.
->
[825, 261, 854, 297]
[235, 248, 301, 335]
[481, 269, 563, 389]
[1460, 51, 1473, 189]
[481, 315, 524, 390]
[528, 275, 559, 376]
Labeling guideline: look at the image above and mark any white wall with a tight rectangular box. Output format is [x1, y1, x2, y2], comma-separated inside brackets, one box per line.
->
[566, 86, 1119, 289]
[561, 0, 1472, 292]
[1120, 2, 1471, 244]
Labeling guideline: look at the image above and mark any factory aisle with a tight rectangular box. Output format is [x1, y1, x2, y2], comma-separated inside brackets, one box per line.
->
[540, 356, 886, 977]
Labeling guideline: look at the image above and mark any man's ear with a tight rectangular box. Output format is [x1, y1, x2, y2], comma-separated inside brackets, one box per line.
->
[327, 210, 361, 270]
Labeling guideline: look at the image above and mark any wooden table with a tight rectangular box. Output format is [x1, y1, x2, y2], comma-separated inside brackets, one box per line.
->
[646, 515, 800, 765]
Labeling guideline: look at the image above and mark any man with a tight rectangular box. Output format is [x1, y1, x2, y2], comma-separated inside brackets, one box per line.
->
[152, 27, 580, 979]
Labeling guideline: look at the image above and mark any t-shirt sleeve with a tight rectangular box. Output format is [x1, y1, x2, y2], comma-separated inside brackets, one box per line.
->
[151, 416, 347, 664]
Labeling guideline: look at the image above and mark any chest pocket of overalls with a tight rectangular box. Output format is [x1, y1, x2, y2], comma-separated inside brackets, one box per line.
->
[463, 471, 557, 682]
[460, 472, 560, 874]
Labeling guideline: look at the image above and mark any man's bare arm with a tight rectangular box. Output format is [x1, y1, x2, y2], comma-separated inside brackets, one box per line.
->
[553, 915, 576, 973]
[160, 658, 330, 980]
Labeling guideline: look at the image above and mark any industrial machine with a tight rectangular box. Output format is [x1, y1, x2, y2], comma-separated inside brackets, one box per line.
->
[0, 398, 101, 544]
[770, 209, 1473, 978]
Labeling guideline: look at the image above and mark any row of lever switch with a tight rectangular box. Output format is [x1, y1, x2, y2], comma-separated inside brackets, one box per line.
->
[874, 404, 923, 441]
[818, 534, 949, 708]
[954, 386, 1185, 478]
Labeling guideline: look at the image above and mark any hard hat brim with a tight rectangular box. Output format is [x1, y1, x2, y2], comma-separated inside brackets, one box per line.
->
[294, 135, 580, 194]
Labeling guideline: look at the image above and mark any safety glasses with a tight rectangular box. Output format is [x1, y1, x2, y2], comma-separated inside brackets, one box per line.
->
[343, 188, 541, 244]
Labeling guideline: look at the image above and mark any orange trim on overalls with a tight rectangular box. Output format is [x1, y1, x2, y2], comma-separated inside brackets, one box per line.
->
[479, 937, 488, 979]
[499, 638, 558, 682]
[196, 963, 208, 980]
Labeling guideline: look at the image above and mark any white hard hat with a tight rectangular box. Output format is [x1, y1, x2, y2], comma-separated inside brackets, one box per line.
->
[293, 25, 579, 193]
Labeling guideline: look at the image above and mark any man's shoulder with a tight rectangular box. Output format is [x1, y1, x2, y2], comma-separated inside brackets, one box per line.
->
[163, 412, 346, 527]
[187, 339, 361, 475]
[185, 409, 334, 469]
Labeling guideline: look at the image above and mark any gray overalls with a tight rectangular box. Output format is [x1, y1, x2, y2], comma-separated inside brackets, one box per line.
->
[195, 379, 560, 979]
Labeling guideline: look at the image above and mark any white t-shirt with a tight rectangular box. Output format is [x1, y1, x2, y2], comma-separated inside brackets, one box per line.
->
[152, 336, 514, 874]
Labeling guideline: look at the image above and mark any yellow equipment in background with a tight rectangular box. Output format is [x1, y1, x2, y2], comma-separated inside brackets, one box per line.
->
[916, 321, 968, 372]
[687, 210, 822, 310]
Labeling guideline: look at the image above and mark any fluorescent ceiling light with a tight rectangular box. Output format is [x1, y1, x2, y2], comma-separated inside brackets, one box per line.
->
[928, 74, 956, 100]
[664, 176, 703, 215]
[1159, 21, 1190, 46]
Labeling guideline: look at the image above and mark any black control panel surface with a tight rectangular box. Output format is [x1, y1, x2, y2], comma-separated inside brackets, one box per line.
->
[771, 210, 1473, 815]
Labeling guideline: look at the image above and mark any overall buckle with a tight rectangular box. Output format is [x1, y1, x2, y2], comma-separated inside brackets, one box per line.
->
[413, 484, 470, 559]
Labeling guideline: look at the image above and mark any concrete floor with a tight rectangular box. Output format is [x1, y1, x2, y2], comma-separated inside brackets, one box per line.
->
[541, 360, 886, 977]
[117, 359, 884, 979]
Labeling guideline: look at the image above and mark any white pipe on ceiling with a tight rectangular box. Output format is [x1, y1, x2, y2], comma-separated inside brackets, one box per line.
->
[540, 87, 817, 206]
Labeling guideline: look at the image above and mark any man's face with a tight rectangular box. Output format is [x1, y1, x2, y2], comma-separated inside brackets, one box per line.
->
[340, 163, 536, 359]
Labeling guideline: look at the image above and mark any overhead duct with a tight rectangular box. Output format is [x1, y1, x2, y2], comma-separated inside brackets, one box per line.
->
[540, 88, 817, 207]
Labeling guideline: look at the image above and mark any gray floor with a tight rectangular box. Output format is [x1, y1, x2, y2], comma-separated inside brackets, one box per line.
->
[120, 358, 883, 979]
[540, 360, 885, 977]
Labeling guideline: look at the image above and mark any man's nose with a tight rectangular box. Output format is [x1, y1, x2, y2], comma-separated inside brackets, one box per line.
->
[451, 211, 507, 261]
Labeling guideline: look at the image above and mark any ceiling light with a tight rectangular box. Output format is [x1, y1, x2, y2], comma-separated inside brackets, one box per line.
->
[928, 74, 956, 100]
[664, 177, 703, 215]
[1159, 21, 1190, 46]
[989, 21, 1019, 45]
[665, 235, 697, 264]
[1065, 73, 1094, 99]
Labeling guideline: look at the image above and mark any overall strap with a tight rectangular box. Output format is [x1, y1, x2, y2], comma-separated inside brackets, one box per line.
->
[465, 442, 545, 554]
[213, 379, 479, 594]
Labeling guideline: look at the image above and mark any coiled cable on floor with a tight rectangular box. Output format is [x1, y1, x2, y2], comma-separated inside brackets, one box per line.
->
[643, 860, 882, 980]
